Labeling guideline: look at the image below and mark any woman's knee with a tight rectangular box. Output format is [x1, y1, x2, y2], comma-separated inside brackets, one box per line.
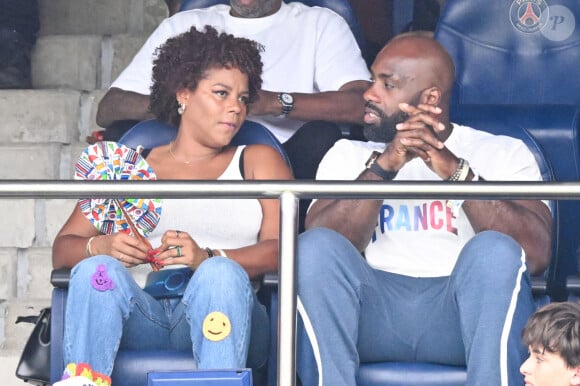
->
[70, 255, 125, 284]
[191, 256, 251, 293]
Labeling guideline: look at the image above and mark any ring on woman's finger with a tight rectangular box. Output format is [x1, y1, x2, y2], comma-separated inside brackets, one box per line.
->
[176, 246, 182, 257]
[175, 230, 181, 238]
[119, 254, 124, 262]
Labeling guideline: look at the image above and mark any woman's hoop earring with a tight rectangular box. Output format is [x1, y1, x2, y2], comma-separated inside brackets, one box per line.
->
[177, 102, 186, 115]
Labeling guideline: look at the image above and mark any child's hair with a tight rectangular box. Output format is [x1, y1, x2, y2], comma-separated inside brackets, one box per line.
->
[522, 301, 580, 368]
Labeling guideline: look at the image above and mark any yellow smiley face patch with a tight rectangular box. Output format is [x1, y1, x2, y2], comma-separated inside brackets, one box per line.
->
[202, 311, 231, 342]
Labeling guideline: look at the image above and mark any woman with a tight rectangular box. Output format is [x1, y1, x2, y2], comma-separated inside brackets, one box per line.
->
[52, 25, 292, 385]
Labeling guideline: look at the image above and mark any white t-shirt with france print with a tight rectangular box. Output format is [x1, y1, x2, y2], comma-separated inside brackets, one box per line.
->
[314, 123, 545, 277]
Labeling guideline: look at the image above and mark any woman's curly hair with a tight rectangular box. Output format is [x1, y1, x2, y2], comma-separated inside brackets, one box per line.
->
[149, 25, 264, 127]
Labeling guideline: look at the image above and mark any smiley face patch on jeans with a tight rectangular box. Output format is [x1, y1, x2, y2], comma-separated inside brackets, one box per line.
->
[90, 264, 115, 292]
[202, 311, 231, 342]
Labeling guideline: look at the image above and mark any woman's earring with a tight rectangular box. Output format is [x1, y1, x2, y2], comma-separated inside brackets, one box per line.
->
[177, 102, 186, 115]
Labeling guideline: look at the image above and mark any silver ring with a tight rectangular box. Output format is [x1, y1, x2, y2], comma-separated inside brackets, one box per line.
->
[176, 246, 182, 257]
[175, 230, 181, 238]
[119, 254, 124, 262]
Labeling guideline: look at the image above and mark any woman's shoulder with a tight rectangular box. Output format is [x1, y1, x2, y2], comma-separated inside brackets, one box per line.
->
[243, 143, 282, 157]
[242, 144, 292, 180]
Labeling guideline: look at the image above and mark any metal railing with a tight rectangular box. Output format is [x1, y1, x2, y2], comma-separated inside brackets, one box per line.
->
[2, 179, 580, 386]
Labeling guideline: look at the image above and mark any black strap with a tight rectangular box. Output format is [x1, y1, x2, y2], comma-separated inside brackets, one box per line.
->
[141, 148, 151, 158]
[239, 147, 246, 179]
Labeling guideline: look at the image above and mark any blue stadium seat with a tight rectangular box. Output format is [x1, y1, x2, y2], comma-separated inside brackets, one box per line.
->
[433, 0, 580, 309]
[434, 0, 580, 105]
[49, 120, 288, 386]
[118, 119, 291, 166]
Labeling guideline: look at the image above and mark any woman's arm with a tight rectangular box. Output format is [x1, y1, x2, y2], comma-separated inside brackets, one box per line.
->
[233, 144, 293, 279]
[52, 204, 151, 269]
[155, 145, 293, 279]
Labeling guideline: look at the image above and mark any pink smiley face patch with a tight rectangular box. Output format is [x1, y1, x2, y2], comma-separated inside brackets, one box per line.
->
[91, 264, 115, 291]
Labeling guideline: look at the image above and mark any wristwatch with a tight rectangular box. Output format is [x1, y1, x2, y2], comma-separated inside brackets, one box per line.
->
[365, 151, 398, 180]
[277, 92, 294, 118]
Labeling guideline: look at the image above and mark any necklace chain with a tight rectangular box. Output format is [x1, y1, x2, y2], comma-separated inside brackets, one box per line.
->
[168, 141, 218, 164]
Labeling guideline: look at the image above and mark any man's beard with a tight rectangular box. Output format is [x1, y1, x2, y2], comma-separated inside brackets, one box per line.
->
[363, 102, 409, 143]
[230, 0, 278, 18]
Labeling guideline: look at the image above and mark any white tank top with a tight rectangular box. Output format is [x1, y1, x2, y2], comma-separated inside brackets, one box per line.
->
[131, 146, 263, 282]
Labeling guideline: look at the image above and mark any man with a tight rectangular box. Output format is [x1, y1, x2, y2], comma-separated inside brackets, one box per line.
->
[296, 33, 552, 386]
[96, 0, 370, 181]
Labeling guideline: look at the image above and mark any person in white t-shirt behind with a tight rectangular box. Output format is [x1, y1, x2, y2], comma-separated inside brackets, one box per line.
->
[295, 33, 553, 386]
[95, 0, 370, 183]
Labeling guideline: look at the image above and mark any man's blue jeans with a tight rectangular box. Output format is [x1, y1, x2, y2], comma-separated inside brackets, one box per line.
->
[63, 255, 268, 376]
[296, 228, 533, 386]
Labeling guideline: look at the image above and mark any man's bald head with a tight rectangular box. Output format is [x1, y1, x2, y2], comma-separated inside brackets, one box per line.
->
[362, 32, 456, 143]
[375, 32, 455, 106]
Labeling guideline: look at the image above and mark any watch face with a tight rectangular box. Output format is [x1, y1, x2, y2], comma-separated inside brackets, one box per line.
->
[280, 93, 293, 105]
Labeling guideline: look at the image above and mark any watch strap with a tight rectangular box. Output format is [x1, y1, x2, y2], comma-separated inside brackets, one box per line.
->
[365, 151, 397, 180]
[369, 162, 398, 180]
[277, 93, 294, 118]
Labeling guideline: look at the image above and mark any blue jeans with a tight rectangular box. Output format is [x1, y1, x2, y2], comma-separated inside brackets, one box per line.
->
[63, 256, 268, 376]
[296, 228, 533, 386]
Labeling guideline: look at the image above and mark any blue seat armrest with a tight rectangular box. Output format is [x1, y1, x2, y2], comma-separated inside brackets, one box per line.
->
[530, 275, 548, 295]
[50, 286, 67, 384]
[262, 272, 279, 288]
[51, 267, 71, 288]
[567, 276, 580, 296]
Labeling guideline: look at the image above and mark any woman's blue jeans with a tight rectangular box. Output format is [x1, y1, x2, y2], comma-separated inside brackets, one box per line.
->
[63, 255, 268, 376]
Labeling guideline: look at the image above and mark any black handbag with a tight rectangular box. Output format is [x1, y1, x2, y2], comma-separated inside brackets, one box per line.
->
[15, 307, 51, 385]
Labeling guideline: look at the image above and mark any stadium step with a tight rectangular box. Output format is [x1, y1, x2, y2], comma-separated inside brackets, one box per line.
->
[0, 0, 168, 383]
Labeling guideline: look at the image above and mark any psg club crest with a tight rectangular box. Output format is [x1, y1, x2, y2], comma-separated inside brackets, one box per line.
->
[510, 0, 549, 33]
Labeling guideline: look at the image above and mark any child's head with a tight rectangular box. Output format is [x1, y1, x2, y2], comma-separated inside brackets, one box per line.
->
[520, 301, 580, 386]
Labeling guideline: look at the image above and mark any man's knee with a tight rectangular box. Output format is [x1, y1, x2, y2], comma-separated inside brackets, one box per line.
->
[457, 230, 525, 275]
[297, 227, 356, 277]
[299, 227, 346, 255]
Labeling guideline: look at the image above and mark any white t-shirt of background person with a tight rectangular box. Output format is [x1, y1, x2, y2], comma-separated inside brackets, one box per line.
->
[111, 2, 371, 142]
[314, 123, 546, 278]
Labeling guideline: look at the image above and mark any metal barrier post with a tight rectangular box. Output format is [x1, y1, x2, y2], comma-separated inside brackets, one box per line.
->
[1, 180, 580, 385]
[278, 191, 298, 386]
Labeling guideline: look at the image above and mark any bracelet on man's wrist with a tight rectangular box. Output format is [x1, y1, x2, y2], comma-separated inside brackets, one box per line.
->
[447, 158, 471, 182]
[447, 171, 480, 216]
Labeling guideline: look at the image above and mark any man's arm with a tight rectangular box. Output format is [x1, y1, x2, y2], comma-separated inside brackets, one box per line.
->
[96, 87, 156, 128]
[308, 103, 553, 274]
[305, 167, 387, 251]
[96, 15, 182, 128]
[396, 103, 553, 275]
[250, 80, 370, 125]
